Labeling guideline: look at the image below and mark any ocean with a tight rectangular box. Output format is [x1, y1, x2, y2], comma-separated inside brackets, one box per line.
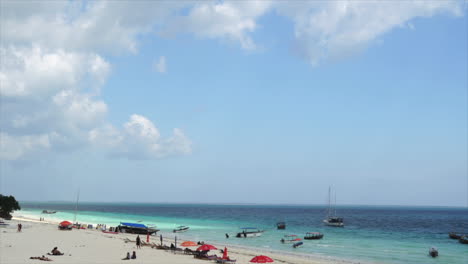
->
[17, 202, 468, 264]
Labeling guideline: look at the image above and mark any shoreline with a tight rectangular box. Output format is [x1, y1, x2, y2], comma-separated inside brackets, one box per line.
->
[4, 214, 370, 264]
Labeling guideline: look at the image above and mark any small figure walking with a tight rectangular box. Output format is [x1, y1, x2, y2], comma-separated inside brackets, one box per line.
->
[17, 223, 22, 232]
[136, 235, 141, 249]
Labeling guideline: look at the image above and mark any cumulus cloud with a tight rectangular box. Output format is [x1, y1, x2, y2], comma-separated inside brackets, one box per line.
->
[89, 115, 191, 160]
[153, 56, 167, 73]
[166, 0, 272, 49]
[1, 0, 463, 162]
[275, 0, 463, 65]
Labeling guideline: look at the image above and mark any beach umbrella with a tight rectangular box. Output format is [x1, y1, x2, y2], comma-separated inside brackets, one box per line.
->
[250, 255, 274, 263]
[196, 244, 217, 251]
[222, 247, 228, 260]
[181, 241, 197, 247]
[59, 221, 72, 227]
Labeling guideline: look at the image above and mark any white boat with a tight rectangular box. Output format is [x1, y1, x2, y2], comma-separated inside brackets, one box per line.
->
[323, 187, 344, 227]
[236, 227, 264, 238]
[42, 210, 57, 214]
[280, 234, 301, 243]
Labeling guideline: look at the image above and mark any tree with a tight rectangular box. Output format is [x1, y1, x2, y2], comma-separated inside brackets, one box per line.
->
[0, 194, 21, 220]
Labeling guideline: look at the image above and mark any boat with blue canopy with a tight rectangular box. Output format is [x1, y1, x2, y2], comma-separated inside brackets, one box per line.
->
[117, 222, 159, 235]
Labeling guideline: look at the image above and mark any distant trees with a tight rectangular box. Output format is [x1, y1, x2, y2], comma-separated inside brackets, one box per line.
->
[0, 194, 21, 220]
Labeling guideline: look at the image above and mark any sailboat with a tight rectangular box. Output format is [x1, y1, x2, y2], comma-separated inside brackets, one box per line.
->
[323, 187, 344, 227]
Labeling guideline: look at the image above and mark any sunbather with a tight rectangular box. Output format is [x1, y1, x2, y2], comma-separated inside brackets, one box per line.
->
[122, 252, 130, 260]
[51, 247, 63, 255]
[30, 255, 52, 261]
[131, 251, 136, 259]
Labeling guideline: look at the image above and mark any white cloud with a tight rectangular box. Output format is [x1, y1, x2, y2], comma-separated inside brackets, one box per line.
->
[89, 115, 191, 160]
[166, 1, 272, 49]
[153, 56, 167, 73]
[274, 0, 463, 65]
[1, 0, 463, 162]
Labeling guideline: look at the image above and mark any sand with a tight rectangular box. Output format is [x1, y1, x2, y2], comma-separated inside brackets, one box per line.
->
[0, 216, 358, 264]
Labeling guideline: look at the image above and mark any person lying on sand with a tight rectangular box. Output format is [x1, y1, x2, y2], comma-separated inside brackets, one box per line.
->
[122, 252, 130, 260]
[30, 255, 52, 261]
[50, 247, 64, 255]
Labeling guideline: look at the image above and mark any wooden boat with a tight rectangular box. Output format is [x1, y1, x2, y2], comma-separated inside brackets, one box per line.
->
[280, 235, 301, 243]
[236, 227, 264, 238]
[429, 247, 438, 257]
[276, 222, 286, 229]
[449, 232, 467, 239]
[173, 225, 190, 233]
[323, 187, 344, 227]
[42, 210, 57, 214]
[293, 241, 303, 248]
[459, 236, 468, 244]
[117, 222, 159, 235]
[304, 232, 324, 240]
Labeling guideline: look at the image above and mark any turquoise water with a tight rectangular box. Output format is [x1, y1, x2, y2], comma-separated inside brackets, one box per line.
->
[17, 202, 468, 264]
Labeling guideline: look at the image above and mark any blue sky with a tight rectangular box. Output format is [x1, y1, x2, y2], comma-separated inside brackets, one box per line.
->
[1, 1, 466, 206]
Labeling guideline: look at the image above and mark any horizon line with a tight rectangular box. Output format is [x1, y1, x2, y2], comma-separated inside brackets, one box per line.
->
[18, 200, 468, 209]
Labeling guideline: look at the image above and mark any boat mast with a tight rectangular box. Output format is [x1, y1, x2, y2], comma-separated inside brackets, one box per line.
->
[334, 191, 337, 217]
[327, 186, 331, 219]
[73, 188, 80, 223]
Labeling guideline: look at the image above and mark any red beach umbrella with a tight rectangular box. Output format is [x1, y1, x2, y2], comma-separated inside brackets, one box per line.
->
[222, 247, 228, 260]
[59, 221, 72, 227]
[196, 244, 217, 251]
[250, 255, 274, 263]
[181, 241, 197, 247]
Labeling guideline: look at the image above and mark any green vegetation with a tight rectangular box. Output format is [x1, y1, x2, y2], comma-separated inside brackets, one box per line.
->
[0, 194, 21, 220]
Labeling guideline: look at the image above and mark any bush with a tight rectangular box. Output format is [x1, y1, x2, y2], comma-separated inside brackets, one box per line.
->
[0, 194, 21, 220]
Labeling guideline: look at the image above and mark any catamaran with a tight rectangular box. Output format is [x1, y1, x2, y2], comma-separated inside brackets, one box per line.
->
[323, 186, 344, 227]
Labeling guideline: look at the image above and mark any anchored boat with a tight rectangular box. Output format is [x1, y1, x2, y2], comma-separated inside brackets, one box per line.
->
[117, 222, 159, 235]
[280, 235, 301, 243]
[323, 187, 344, 227]
[276, 222, 286, 230]
[236, 227, 264, 238]
[304, 232, 324, 240]
[173, 225, 190, 233]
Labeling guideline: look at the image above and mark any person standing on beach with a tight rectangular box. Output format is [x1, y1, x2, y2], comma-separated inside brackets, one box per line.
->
[136, 235, 141, 249]
[17, 223, 22, 232]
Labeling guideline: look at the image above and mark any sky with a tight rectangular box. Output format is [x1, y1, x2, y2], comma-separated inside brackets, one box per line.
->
[0, 0, 467, 207]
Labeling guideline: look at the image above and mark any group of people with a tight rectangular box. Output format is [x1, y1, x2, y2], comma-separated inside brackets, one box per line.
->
[122, 251, 137, 260]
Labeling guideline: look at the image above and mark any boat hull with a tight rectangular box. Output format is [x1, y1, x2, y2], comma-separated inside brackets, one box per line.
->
[173, 228, 189, 233]
[118, 226, 159, 235]
[323, 220, 344, 227]
[236, 231, 263, 238]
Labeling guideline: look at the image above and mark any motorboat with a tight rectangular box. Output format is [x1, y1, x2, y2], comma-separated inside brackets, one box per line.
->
[293, 241, 303, 248]
[429, 246, 438, 257]
[236, 227, 264, 238]
[280, 234, 301, 243]
[449, 232, 466, 239]
[459, 236, 468, 244]
[173, 225, 190, 233]
[42, 210, 57, 214]
[276, 222, 286, 229]
[304, 232, 324, 240]
[117, 222, 159, 235]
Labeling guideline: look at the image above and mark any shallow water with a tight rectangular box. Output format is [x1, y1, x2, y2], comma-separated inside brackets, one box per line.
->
[18, 202, 468, 264]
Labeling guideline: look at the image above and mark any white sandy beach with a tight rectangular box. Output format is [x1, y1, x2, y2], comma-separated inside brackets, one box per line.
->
[0, 216, 360, 264]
